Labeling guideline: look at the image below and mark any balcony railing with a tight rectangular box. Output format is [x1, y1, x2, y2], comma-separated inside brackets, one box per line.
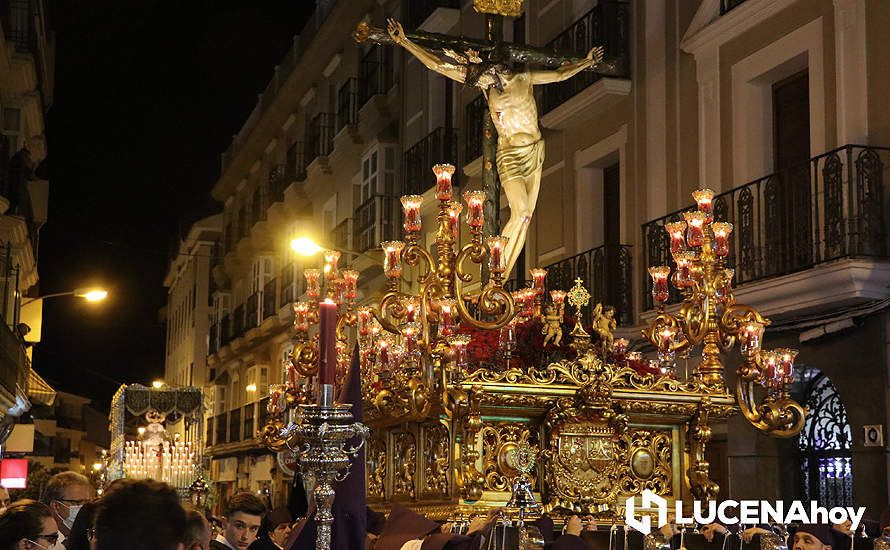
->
[220, 314, 233, 346]
[464, 94, 487, 162]
[331, 218, 353, 251]
[337, 78, 359, 135]
[245, 292, 261, 331]
[279, 262, 296, 309]
[263, 278, 278, 319]
[307, 113, 336, 165]
[540, 1, 631, 114]
[359, 46, 394, 107]
[229, 408, 241, 443]
[404, 127, 459, 196]
[642, 144, 890, 310]
[408, 0, 460, 29]
[720, 0, 749, 14]
[243, 403, 255, 441]
[215, 414, 227, 445]
[545, 244, 634, 326]
[250, 182, 268, 226]
[285, 140, 308, 187]
[232, 303, 245, 338]
[354, 195, 400, 253]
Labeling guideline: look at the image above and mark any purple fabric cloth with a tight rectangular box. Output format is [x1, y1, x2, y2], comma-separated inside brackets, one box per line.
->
[289, 345, 366, 550]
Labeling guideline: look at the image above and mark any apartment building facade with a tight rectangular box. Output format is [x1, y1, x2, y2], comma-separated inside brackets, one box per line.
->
[198, 0, 890, 511]
[0, 0, 54, 443]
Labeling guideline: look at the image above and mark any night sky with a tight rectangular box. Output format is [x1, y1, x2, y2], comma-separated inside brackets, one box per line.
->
[33, 1, 314, 409]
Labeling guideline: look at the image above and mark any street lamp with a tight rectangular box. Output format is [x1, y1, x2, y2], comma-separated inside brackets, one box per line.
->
[21, 287, 109, 306]
[289, 236, 380, 264]
[152, 380, 165, 389]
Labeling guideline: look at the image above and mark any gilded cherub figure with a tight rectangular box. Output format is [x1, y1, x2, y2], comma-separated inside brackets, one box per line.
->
[591, 303, 617, 353]
[541, 304, 564, 347]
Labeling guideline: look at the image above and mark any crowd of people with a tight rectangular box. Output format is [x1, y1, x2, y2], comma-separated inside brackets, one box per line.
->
[1, 472, 887, 550]
[0, 472, 297, 550]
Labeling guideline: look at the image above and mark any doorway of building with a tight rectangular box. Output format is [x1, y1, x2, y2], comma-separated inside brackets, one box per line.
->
[765, 69, 812, 276]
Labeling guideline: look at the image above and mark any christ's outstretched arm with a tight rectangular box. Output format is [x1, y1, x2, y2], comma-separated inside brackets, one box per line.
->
[387, 19, 467, 83]
[529, 46, 605, 84]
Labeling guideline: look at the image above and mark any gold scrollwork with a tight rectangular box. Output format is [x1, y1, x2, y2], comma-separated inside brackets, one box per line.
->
[616, 430, 673, 496]
[424, 423, 450, 495]
[480, 423, 535, 492]
[394, 432, 418, 499]
[368, 436, 387, 500]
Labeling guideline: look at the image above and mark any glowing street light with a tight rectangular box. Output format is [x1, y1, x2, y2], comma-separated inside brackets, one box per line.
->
[74, 288, 108, 302]
[152, 380, 165, 389]
[246, 383, 257, 393]
[290, 236, 323, 256]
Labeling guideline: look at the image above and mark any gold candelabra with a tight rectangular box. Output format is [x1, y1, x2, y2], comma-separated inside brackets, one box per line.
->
[642, 188, 805, 437]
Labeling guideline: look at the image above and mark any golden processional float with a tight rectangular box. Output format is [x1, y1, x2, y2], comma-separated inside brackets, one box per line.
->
[258, 162, 806, 522]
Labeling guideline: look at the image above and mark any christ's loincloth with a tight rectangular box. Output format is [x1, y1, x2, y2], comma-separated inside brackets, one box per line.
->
[496, 139, 545, 184]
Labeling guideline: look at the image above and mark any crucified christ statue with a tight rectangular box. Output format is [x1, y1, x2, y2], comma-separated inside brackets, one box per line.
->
[387, 18, 604, 276]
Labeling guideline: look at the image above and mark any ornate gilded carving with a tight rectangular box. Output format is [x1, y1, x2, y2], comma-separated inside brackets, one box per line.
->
[542, 363, 628, 513]
[480, 423, 536, 492]
[424, 423, 450, 495]
[394, 432, 417, 499]
[616, 430, 672, 496]
[368, 436, 387, 499]
[687, 398, 719, 500]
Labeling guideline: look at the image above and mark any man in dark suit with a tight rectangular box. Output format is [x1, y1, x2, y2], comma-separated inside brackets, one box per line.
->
[210, 492, 266, 550]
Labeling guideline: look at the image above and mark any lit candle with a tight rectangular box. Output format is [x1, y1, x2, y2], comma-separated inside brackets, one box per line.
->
[324, 250, 341, 276]
[377, 338, 390, 366]
[664, 221, 687, 257]
[401, 195, 423, 233]
[612, 338, 629, 356]
[711, 222, 733, 257]
[317, 298, 338, 395]
[402, 296, 419, 322]
[673, 252, 696, 288]
[446, 201, 463, 238]
[760, 350, 779, 385]
[739, 322, 765, 355]
[530, 268, 547, 292]
[692, 188, 715, 220]
[550, 290, 567, 309]
[381, 241, 405, 279]
[776, 348, 798, 386]
[388, 344, 404, 374]
[448, 334, 471, 367]
[357, 306, 373, 337]
[401, 322, 420, 354]
[463, 190, 486, 228]
[342, 269, 359, 301]
[438, 298, 456, 336]
[718, 268, 734, 302]
[304, 269, 321, 300]
[487, 235, 508, 274]
[683, 211, 707, 247]
[648, 266, 671, 304]
[657, 326, 677, 352]
[433, 163, 455, 201]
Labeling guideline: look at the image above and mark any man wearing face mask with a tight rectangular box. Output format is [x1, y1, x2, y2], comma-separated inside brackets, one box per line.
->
[39, 472, 92, 548]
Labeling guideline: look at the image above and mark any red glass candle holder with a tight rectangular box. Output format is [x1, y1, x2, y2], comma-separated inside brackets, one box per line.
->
[357, 306, 373, 337]
[530, 268, 547, 292]
[401, 195, 423, 234]
[664, 221, 687, 257]
[672, 252, 696, 288]
[683, 211, 707, 247]
[711, 221, 733, 257]
[463, 190, 486, 228]
[324, 249, 341, 276]
[448, 334, 471, 368]
[446, 201, 463, 238]
[692, 188, 715, 221]
[487, 235, 508, 274]
[740, 322, 765, 355]
[438, 298, 456, 336]
[381, 241, 405, 279]
[402, 296, 419, 323]
[304, 268, 321, 299]
[342, 269, 359, 300]
[293, 301, 310, 333]
[648, 266, 670, 304]
[433, 163, 455, 201]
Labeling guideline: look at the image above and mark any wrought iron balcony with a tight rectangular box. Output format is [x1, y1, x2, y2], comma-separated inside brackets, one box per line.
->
[404, 127, 459, 196]
[540, 1, 631, 115]
[229, 408, 241, 443]
[245, 292, 261, 331]
[220, 313, 233, 346]
[215, 414, 227, 445]
[232, 303, 245, 339]
[545, 244, 634, 326]
[359, 46, 394, 107]
[263, 278, 278, 319]
[279, 262, 296, 309]
[642, 144, 890, 310]
[407, 0, 460, 29]
[354, 195, 400, 253]
[249, 182, 268, 227]
[464, 94, 486, 162]
[243, 403, 255, 442]
[337, 78, 359, 135]
[307, 113, 335, 165]
[331, 218, 354, 251]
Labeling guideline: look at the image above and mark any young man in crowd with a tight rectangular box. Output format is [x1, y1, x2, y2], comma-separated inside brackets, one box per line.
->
[210, 492, 265, 550]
